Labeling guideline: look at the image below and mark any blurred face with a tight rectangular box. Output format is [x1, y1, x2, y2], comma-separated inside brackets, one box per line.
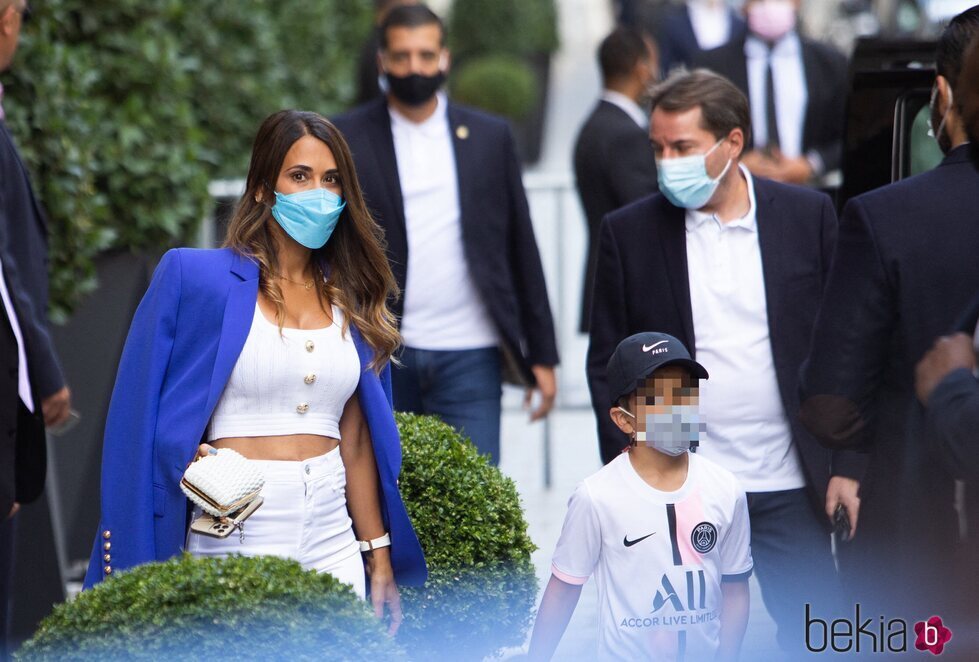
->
[274, 135, 342, 198]
[380, 24, 447, 78]
[630, 367, 699, 438]
[0, 1, 27, 72]
[649, 106, 738, 179]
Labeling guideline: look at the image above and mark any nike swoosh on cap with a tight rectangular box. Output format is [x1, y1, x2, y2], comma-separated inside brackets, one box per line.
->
[642, 341, 668, 352]
[623, 532, 656, 547]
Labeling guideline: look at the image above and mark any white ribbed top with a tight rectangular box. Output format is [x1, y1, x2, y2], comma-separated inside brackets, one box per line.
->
[208, 303, 361, 441]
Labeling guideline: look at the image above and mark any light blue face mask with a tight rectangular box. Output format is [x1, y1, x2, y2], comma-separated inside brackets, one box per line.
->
[656, 139, 732, 210]
[271, 188, 346, 249]
[618, 405, 705, 456]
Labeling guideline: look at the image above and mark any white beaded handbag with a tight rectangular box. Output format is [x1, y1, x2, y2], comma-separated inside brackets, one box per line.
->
[180, 448, 265, 518]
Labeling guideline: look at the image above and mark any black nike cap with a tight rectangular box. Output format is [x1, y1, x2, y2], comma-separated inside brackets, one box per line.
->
[606, 332, 709, 404]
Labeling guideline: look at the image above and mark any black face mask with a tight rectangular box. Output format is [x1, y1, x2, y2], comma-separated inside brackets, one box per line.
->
[385, 71, 445, 106]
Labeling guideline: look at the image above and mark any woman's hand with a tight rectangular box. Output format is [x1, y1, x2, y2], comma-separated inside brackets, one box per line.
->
[365, 549, 403, 635]
[190, 443, 218, 464]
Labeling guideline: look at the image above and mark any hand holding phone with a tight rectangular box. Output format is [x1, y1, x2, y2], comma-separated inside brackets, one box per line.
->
[833, 503, 851, 543]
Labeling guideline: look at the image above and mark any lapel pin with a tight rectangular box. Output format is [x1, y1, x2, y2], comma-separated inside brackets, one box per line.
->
[456, 125, 470, 140]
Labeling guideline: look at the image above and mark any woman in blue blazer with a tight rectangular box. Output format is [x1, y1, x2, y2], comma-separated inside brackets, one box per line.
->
[84, 110, 426, 632]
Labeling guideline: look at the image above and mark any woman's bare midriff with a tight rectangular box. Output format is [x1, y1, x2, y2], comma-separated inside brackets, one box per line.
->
[212, 434, 340, 461]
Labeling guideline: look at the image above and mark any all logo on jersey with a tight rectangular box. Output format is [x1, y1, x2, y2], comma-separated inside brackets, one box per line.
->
[652, 570, 707, 613]
[691, 522, 717, 554]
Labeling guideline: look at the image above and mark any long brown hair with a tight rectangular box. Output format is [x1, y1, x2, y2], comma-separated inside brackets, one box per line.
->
[223, 110, 400, 371]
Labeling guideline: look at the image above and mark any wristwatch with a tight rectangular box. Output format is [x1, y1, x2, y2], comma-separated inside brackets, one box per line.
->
[359, 532, 391, 553]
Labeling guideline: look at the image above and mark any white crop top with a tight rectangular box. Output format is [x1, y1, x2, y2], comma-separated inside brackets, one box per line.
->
[208, 303, 361, 441]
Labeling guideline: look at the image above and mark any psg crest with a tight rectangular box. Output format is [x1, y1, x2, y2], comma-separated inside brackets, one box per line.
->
[691, 522, 718, 554]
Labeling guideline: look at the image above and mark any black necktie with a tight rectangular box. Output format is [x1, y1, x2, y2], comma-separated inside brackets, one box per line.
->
[765, 52, 780, 154]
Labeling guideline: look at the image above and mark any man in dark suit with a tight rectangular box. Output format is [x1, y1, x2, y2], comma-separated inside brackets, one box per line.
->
[333, 4, 558, 465]
[587, 70, 854, 652]
[0, 0, 72, 656]
[573, 26, 657, 334]
[800, 6, 979, 619]
[656, 0, 747, 77]
[694, 0, 847, 186]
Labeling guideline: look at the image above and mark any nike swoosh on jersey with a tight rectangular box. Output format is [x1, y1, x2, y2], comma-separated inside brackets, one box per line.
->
[623, 532, 656, 547]
[642, 341, 668, 352]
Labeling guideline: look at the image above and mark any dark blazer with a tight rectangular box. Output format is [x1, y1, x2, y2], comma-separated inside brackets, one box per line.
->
[925, 294, 979, 480]
[333, 98, 559, 383]
[573, 99, 657, 333]
[0, 122, 64, 516]
[799, 145, 979, 605]
[694, 33, 848, 174]
[587, 173, 857, 516]
[657, 4, 747, 77]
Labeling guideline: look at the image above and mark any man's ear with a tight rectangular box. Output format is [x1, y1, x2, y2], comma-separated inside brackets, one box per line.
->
[610, 407, 635, 436]
[936, 75, 955, 115]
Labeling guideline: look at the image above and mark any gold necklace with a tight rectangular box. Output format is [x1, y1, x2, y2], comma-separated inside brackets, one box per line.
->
[275, 274, 315, 291]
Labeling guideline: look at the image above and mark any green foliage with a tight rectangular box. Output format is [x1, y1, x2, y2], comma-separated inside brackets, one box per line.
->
[451, 55, 538, 121]
[396, 413, 538, 661]
[17, 554, 403, 661]
[0, 0, 373, 319]
[448, 0, 560, 62]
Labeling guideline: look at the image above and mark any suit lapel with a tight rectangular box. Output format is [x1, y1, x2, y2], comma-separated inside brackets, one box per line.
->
[368, 100, 406, 232]
[447, 104, 476, 238]
[800, 40, 818, 154]
[658, 201, 696, 351]
[203, 252, 259, 417]
[753, 178, 784, 340]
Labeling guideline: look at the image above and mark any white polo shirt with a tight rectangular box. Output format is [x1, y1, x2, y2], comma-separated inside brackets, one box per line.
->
[552, 452, 752, 660]
[685, 165, 806, 492]
[389, 94, 499, 351]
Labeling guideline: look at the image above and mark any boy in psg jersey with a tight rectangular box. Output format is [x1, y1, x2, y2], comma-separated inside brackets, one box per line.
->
[528, 333, 752, 661]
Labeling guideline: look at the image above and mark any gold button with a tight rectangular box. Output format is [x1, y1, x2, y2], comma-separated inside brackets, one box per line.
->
[103, 542, 111, 551]
[296, 403, 309, 414]
[103, 530, 111, 540]
[304, 373, 316, 385]
[103, 554, 111, 563]
[305, 340, 315, 352]
[104, 566, 112, 575]
[456, 125, 470, 140]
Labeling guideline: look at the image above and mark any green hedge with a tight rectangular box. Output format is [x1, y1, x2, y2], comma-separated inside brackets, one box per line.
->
[0, 0, 372, 321]
[16, 555, 403, 661]
[451, 55, 538, 122]
[397, 412, 538, 660]
[448, 0, 559, 62]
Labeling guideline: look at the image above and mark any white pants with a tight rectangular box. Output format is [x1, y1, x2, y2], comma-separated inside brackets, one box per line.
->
[186, 447, 365, 599]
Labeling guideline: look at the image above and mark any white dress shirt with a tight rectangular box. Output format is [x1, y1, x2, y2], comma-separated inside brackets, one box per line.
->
[0, 257, 35, 412]
[389, 94, 499, 350]
[685, 165, 805, 492]
[688, 0, 733, 51]
[745, 32, 808, 160]
[600, 90, 647, 129]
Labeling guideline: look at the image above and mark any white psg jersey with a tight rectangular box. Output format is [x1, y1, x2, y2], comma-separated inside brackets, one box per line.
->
[551, 452, 753, 660]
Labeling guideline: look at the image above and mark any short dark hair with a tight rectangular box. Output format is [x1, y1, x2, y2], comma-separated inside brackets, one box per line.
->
[936, 6, 979, 92]
[648, 69, 751, 145]
[598, 27, 650, 84]
[380, 3, 445, 49]
[959, 35, 979, 143]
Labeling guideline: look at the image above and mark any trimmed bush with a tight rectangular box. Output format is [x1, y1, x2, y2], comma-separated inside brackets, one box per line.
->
[448, 0, 559, 62]
[16, 554, 403, 661]
[396, 412, 538, 661]
[451, 55, 538, 122]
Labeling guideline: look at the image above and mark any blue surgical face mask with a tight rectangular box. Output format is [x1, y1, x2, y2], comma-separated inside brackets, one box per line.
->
[656, 139, 732, 210]
[617, 405, 705, 456]
[271, 188, 346, 249]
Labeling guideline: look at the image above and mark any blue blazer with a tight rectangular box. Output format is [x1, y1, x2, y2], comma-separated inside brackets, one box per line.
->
[84, 247, 427, 588]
